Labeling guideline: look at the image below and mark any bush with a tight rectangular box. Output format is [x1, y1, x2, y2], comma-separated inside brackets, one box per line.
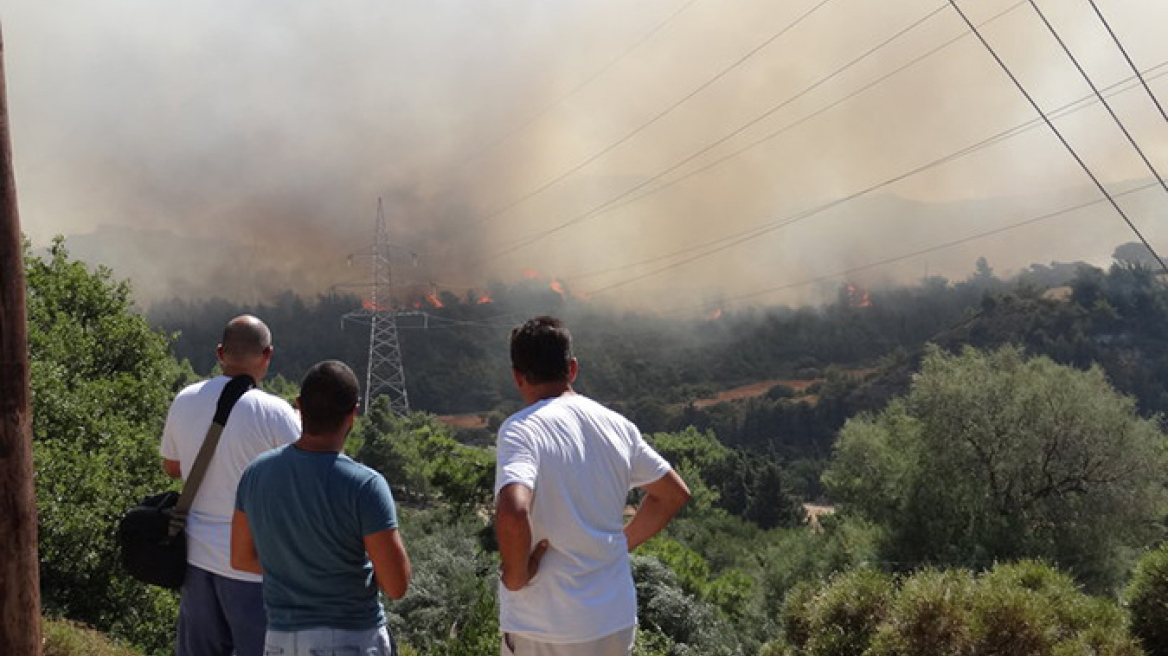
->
[42, 618, 144, 656]
[1126, 544, 1168, 656]
[803, 568, 894, 656]
[28, 239, 192, 654]
[776, 561, 1140, 656]
[387, 509, 498, 656]
[867, 569, 975, 656]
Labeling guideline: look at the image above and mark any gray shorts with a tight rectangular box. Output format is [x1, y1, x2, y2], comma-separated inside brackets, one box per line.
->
[263, 625, 395, 656]
[501, 625, 635, 656]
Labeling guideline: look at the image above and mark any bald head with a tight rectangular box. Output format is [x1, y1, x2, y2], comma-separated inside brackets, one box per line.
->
[217, 315, 273, 378]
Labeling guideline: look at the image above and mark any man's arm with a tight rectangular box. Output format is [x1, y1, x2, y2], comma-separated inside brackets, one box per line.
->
[494, 483, 549, 591]
[230, 510, 263, 575]
[624, 470, 691, 551]
[162, 458, 182, 479]
[364, 528, 411, 600]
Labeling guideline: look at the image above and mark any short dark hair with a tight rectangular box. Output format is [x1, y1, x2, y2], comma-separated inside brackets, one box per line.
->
[510, 316, 573, 384]
[299, 360, 359, 434]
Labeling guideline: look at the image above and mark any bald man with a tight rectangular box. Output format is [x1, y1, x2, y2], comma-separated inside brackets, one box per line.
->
[161, 315, 301, 656]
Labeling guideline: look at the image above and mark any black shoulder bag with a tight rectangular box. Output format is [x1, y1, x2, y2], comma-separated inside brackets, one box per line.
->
[117, 374, 256, 589]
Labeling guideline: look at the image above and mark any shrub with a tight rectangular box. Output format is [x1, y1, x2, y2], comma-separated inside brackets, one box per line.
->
[867, 569, 975, 656]
[776, 561, 1140, 656]
[1125, 544, 1168, 656]
[803, 568, 894, 656]
[42, 618, 144, 656]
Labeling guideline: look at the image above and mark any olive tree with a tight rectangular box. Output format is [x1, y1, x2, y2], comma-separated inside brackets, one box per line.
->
[823, 345, 1167, 591]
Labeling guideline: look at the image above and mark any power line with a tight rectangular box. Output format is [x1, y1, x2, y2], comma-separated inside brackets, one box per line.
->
[397, 311, 523, 330]
[1024, 0, 1168, 197]
[946, 0, 1168, 274]
[462, 0, 704, 165]
[576, 62, 1168, 296]
[471, 0, 840, 227]
[660, 180, 1161, 316]
[1083, 0, 1168, 123]
[486, 1, 1000, 260]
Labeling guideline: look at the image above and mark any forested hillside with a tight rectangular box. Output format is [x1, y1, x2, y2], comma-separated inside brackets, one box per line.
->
[148, 246, 1168, 498]
[28, 239, 1168, 656]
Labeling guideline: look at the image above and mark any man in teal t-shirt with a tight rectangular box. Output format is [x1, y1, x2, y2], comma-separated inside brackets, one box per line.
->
[232, 360, 411, 656]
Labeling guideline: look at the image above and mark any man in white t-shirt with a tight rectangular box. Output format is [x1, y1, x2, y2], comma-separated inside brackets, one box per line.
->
[160, 315, 301, 656]
[494, 316, 691, 656]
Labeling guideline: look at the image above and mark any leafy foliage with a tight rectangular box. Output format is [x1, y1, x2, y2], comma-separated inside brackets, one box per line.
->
[388, 510, 498, 656]
[779, 561, 1140, 656]
[1125, 544, 1168, 656]
[355, 401, 494, 513]
[823, 345, 1168, 591]
[27, 238, 194, 655]
[649, 427, 804, 529]
[43, 618, 146, 656]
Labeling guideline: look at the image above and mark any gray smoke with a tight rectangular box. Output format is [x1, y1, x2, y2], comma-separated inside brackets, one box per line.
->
[7, 0, 1168, 310]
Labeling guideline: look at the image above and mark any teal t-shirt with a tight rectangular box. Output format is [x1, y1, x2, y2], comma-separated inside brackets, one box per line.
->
[236, 444, 398, 631]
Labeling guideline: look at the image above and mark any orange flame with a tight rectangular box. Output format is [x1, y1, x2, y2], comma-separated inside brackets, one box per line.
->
[363, 299, 389, 311]
[706, 307, 723, 321]
[521, 268, 541, 280]
[426, 293, 443, 308]
[549, 280, 566, 296]
[476, 293, 493, 304]
[845, 284, 873, 308]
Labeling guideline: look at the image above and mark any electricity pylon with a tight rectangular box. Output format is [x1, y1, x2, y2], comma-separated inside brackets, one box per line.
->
[343, 199, 417, 416]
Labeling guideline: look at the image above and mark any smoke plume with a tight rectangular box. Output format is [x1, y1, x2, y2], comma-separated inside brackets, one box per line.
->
[7, 0, 1168, 312]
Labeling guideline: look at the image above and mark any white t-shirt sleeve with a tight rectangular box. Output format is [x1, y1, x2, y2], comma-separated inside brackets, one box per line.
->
[495, 421, 539, 497]
[263, 397, 301, 448]
[160, 395, 185, 462]
[628, 425, 671, 488]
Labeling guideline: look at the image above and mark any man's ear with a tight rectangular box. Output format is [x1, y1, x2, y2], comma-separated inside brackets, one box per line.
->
[216, 344, 226, 364]
[294, 396, 302, 411]
[512, 368, 526, 388]
[568, 358, 579, 383]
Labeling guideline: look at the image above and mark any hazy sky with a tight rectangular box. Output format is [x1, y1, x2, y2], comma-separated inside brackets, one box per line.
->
[5, 0, 1168, 311]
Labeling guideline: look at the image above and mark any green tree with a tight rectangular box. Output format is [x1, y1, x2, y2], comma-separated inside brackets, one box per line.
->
[1125, 544, 1168, 656]
[355, 401, 493, 514]
[823, 345, 1168, 591]
[28, 238, 193, 654]
[649, 427, 803, 528]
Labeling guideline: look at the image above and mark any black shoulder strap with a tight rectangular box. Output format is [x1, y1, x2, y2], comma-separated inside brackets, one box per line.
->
[168, 375, 256, 536]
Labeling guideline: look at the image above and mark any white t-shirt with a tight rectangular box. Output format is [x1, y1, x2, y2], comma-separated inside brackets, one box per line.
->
[160, 376, 301, 581]
[494, 393, 671, 643]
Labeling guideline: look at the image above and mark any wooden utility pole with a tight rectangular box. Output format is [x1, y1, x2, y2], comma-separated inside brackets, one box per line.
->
[0, 23, 42, 656]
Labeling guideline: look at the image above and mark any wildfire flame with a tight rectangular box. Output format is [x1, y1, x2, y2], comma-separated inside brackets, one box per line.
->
[476, 293, 493, 304]
[706, 307, 723, 321]
[549, 280, 566, 296]
[521, 268, 541, 280]
[425, 292, 443, 308]
[363, 299, 389, 311]
[845, 284, 873, 308]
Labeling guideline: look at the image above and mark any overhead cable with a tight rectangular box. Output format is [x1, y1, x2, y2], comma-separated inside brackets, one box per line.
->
[472, 0, 840, 226]
[464, 0, 704, 165]
[662, 180, 1161, 316]
[1025, 0, 1168, 196]
[577, 62, 1168, 296]
[1083, 0, 1168, 123]
[946, 0, 1168, 274]
[486, 1, 1002, 260]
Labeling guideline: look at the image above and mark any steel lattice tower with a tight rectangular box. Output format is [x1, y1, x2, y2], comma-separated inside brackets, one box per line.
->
[344, 200, 415, 416]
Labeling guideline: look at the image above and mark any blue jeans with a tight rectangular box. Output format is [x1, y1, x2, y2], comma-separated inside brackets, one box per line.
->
[262, 626, 395, 656]
[177, 566, 267, 656]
